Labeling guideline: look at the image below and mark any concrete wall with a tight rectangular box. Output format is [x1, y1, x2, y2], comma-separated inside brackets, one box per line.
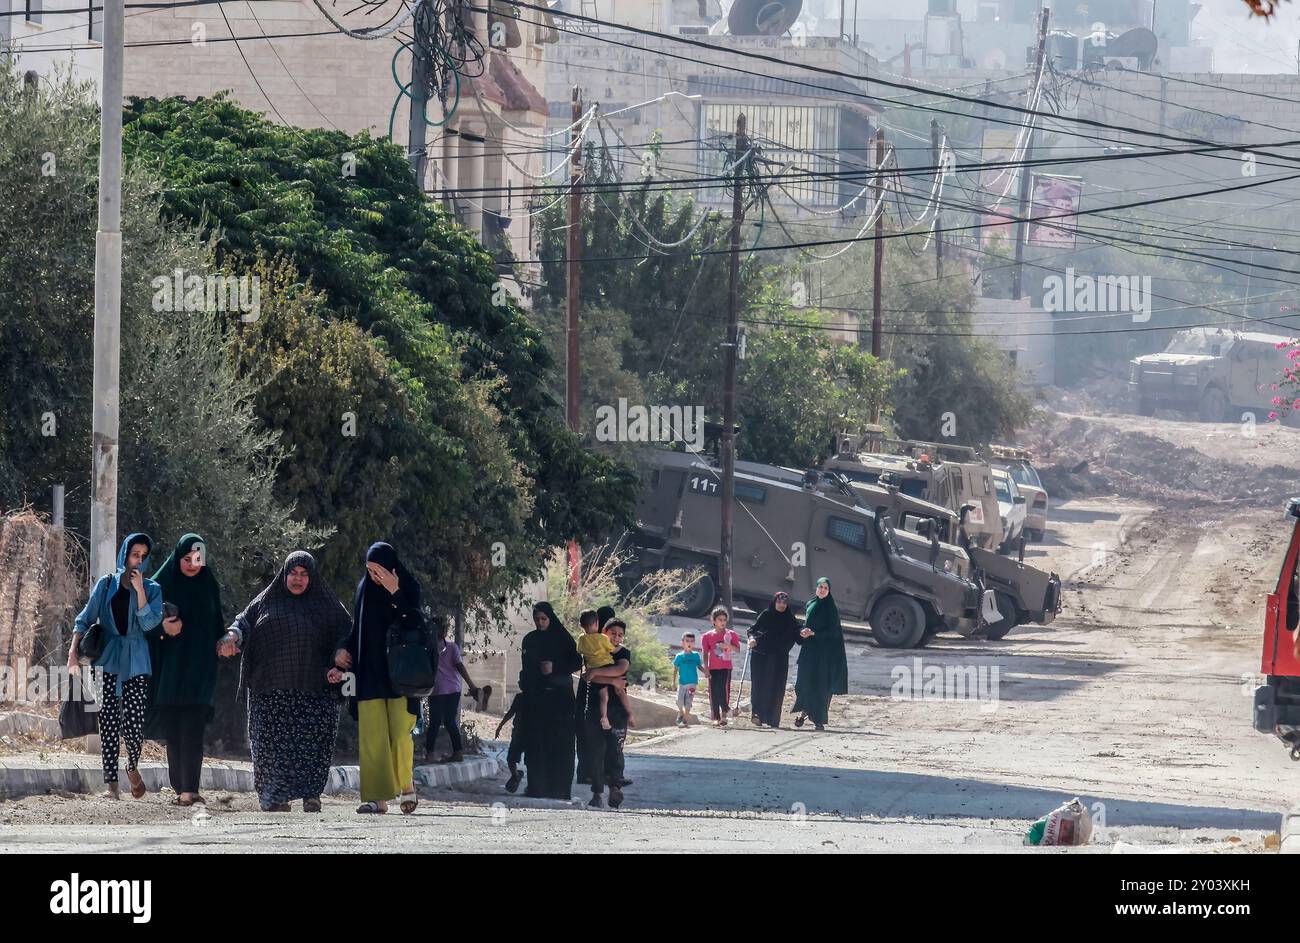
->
[2, 0, 104, 94]
[972, 296, 1055, 387]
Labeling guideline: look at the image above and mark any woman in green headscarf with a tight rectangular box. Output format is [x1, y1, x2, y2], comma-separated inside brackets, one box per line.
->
[149, 533, 224, 806]
[792, 577, 848, 731]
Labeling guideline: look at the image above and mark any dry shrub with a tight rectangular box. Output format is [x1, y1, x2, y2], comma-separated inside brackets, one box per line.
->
[545, 543, 702, 690]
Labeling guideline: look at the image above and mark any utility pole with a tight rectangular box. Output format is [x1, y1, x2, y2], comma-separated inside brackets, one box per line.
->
[868, 127, 885, 353]
[1012, 6, 1050, 301]
[406, 8, 433, 184]
[868, 126, 885, 423]
[566, 85, 584, 592]
[89, 0, 125, 585]
[720, 113, 747, 616]
[930, 118, 943, 280]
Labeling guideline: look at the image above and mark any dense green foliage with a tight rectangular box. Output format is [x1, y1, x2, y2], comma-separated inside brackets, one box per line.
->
[122, 95, 638, 606]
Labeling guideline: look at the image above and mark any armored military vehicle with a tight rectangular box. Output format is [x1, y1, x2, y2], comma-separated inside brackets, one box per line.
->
[744, 463, 1061, 640]
[822, 434, 1006, 552]
[1130, 327, 1299, 422]
[630, 450, 988, 648]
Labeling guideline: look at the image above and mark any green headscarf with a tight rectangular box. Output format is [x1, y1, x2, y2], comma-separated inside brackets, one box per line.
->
[805, 576, 841, 634]
[153, 534, 222, 626]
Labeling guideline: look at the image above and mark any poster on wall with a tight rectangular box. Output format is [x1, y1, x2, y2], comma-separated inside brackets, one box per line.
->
[1028, 174, 1084, 248]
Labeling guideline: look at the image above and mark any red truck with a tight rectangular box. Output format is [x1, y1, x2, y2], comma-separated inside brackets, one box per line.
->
[1254, 497, 1300, 757]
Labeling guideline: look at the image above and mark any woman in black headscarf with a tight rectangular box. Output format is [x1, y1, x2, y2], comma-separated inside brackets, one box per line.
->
[336, 542, 423, 815]
[519, 601, 582, 800]
[221, 551, 350, 812]
[148, 533, 224, 805]
[791, 577, 849, 731]
[746, 591, 800, 728]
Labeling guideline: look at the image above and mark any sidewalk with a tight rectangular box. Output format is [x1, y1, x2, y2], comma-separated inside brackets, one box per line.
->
[0, 751, 505, 800]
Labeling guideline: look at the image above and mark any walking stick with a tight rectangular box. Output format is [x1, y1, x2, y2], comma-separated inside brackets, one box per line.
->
[733, 644, 751, 717]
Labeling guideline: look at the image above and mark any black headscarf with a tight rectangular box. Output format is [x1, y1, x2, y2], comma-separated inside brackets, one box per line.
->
[352, 542, 421, 627]
[748, 592, 800, 656]
[519, 602, 581, 695]
[596, 605, 616, 630]
[232, 551, 352, 696]
[149, 533, 224, 709]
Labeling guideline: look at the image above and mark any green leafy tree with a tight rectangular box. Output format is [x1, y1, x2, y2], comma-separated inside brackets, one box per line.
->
[122, 95, 637, 606]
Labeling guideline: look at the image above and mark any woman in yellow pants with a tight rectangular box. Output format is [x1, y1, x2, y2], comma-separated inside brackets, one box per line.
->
[336, 542, 422, 814]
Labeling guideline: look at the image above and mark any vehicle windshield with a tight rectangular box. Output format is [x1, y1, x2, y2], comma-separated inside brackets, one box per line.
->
[1007, 463, 1042, 489]
[994, 476, 1012, 503]
[1165, 331, 1221, 356]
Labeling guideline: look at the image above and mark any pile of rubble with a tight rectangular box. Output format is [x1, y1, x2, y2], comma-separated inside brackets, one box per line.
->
[1021, 413, 1299, 505]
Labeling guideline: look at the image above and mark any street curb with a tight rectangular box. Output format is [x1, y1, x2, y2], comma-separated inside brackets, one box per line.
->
[0, 754, 505, 801]
[1282, 807, 1300, 854]
[0, 712, 61, 740]
[326, 755, 506, 794]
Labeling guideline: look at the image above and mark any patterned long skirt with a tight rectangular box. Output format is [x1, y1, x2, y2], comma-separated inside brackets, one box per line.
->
[247, 690, 339, 808]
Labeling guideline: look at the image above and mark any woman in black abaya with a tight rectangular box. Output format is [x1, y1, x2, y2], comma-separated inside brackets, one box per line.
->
[746, 591, 800, 728]
[519, 602, 582, 800]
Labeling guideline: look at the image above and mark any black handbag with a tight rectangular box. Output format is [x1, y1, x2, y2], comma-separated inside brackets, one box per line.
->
[77, 621, 106, 661]
[386, 609, 439, 698]
[58, 690, 99, 740]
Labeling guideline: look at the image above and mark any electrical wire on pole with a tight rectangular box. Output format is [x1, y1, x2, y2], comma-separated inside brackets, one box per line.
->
[1013, 5, 1051, 301]
[720, 112, 748, 617]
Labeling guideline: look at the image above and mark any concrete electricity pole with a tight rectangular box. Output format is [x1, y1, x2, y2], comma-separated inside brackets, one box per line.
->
[406, 10, 432, 184]
[1012, 6, 1050, 301]
[89, 0, 125, 584]
[720, 112, 747, 616]
[566, 85, 584, 592]
[869, 126, 885, 423]
[930, 118, 944, 280]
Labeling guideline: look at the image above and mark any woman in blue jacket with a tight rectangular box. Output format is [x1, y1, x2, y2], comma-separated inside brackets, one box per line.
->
[67, 533, 164, 799]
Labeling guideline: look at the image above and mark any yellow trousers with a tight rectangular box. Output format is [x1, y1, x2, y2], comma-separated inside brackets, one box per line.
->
[358, 697, 415, 802]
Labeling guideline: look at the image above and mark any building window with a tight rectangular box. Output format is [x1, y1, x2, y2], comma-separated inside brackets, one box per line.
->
[89, 0, 103, 41]
[700, 102, 842, 207]
[26, 0, 42, 25]
[827, 516, 868, 552]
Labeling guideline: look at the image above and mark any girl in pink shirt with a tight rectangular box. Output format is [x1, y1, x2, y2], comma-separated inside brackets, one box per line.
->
[700, 607, 741, 725]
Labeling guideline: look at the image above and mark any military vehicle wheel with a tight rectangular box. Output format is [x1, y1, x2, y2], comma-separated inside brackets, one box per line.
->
[981, 592, 1017, 640]
[870, 594, 926, 649]
[672, 570, 716, 619]
[1198, 386, 1229, 422]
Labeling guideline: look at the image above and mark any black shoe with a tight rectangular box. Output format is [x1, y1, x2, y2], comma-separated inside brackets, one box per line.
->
[616, 778, 633, 787]
[608, 786, 624, 809]
[588, 794, 603, 808]
[814, 723, 825, 731]
[302, 798, 322, 813]
[576, 776, 592, 785]
[504, 769, 523, 794]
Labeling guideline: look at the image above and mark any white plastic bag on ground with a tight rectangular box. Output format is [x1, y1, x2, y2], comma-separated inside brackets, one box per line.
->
[1025, 797, 1093, 846]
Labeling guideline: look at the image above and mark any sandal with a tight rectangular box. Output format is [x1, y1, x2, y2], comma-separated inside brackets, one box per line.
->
[793, 714, 806, 728]
[355, 801, 385, 814]
[126, 769, 146, 800]
[102, 782, 121, 801]
[171, 796, 194, 807]
[399, 790, 418, 815]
